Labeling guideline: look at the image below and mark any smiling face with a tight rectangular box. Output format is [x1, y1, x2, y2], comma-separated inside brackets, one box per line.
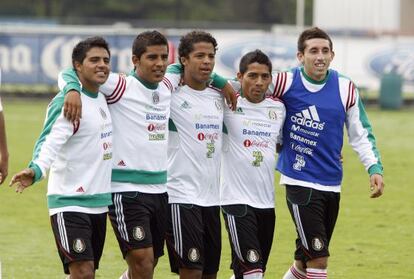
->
[238, 62, 271, 103]
[75, 47, 110, 92]
[297, 38, 334, 81]
[181, 41, 216, 90]
[133, 44, 169, 84]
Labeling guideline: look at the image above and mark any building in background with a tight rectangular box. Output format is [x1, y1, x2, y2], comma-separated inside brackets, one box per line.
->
[314, 0, 414, 35]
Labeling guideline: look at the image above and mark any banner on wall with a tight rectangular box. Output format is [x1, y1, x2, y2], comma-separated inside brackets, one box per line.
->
[1, 27, 413, 91]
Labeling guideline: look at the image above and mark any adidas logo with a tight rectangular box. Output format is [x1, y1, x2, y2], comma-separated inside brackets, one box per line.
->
[180, 101, 191, 109]
[76, 186, 85, 193]
[290, 105, 325, 130]
[118, 160, 126, 166]
[235, 107, 244, 114]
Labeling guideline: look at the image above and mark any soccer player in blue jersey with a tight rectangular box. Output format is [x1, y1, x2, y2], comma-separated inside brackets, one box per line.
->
[270, 27, 385, 279]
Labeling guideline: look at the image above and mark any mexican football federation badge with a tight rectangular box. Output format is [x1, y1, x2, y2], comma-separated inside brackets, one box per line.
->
[246, 249, 260, 263]
[133, 226, 145, 241]
[188, 248, 200, 262]
[312, 237, 324, 251]
[152, 91, 160, 104]
[73, 238, 86, 253]
[268, 109, 277, 120]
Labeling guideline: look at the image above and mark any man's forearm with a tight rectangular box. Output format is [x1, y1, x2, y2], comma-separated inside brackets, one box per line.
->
[0, 112, 9, 159]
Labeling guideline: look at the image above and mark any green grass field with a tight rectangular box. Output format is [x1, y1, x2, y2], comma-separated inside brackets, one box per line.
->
[0, 99, 413, 278]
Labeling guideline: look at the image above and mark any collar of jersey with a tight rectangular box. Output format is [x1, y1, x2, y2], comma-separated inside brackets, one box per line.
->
[130, 70, 158, 90]
[81, 88, 99, 98]
[300, 66, 330, 85]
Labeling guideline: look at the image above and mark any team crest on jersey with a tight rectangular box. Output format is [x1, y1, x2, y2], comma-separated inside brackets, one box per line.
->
[246, 249, 260, 263]
[152, 91, 160, 104]
[73, 238, 86, 253]
[188, 248, 200, 262]
[214, 100, 222, 111]
[133, 226, 145, 241]
[99, 107, 107, 119]
[293, 154, 306, 171]
[312, 237, 324, 251]
[268, 109, 277, 120]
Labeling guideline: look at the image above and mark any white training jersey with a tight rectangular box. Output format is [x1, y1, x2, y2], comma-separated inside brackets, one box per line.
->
[270, 68, 383, 192]
[167, 85, 224, 206]
[29, 90, 113, 216]
[100, 72, 179, 193]
[59, 69, 180, 194]
[220, 95, 286, 208]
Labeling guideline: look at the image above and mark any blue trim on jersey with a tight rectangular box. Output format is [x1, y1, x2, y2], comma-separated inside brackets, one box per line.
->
[277, 67, 346, 185]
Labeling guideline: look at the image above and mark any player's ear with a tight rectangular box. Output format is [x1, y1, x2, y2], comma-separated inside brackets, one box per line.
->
[74, 61, 82, 73]
[330, 50, 335, 61]
[236, 72, 243, 82]
[180, 56, 188, 67]
[132, 55, 140, 67]
[297, 51, 304, 64]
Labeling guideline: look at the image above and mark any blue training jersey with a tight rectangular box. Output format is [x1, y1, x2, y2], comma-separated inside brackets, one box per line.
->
[277, 67, 346, 185]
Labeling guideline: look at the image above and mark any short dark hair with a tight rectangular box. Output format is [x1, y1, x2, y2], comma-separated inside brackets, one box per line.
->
[178, 30, 218, 65]
[297, 27, 333, 53]
[132, 30, 168, 59]
[72, 36, 110, 68]
[239, 49, 272, 74]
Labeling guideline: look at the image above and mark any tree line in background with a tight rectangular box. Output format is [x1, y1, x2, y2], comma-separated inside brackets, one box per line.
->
[0, 0, 313, 28]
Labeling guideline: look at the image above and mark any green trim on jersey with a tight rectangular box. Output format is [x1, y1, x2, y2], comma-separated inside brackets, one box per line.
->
[29, 164, 43, 184]
[210, 72, 228, 89]
[223, 123, 228, 135]
[62, 68, 82, 95]
[300, 67, 330, 85]
[357, 98, 383, 175]
[112, 169, 167, 184]
[29, 92, 65, 173]
[167, 63, 183, 74]
[169, 119, 178, 132]
[82, 88, 99, 98]
[47, 192, 112, 208]
[167, 63, 228, 89]
[130, 70, 158, 89]
[368, 164, 383, 176]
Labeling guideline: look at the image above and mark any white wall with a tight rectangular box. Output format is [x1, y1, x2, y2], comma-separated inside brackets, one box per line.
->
[313, 0, 400, 32]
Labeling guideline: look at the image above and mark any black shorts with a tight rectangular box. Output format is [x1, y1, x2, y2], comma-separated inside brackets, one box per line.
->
[285, 185, 340, 264]
[166, 204, 221, 275]
[222, 204, 275, 279]
[108, 191, 168, 259]
[50, 211, 107, 274]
